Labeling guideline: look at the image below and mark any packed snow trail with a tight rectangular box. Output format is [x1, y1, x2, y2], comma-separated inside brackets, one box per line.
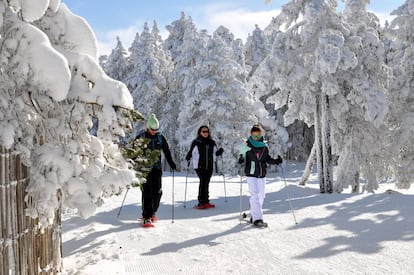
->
[62, 162, 414, 274]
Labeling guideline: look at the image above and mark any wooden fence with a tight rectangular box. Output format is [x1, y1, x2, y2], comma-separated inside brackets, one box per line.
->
[0, 146, 62, 274]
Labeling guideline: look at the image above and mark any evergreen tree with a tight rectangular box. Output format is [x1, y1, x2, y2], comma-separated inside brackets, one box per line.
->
[125, 22, 172, 118]
[0, 2, 148, 272]
[33, 5, 140, 219]
[163, 12, 204, 168]
[175, 26, 287, 174]
[245, 25, 270, 81]
[214, 25, 249, 83]
[249, 0, 389, 193]
[386, 0, 414, 189]
[127, 31, 140, 73]
[104, 36, 129, 81]
[332, 0, 390, 193]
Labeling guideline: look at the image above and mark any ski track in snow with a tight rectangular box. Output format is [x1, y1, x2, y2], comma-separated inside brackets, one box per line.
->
[62, 162, 414, 275]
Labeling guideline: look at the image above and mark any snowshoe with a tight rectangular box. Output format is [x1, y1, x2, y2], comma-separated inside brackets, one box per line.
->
[142, 219, 154, 228]
[253, 219, 268, 228]
[139, 214, 158, 222]
[205, 203, 215, 208]
[240, 213, 252, 223]
[194, 203, 214, 209]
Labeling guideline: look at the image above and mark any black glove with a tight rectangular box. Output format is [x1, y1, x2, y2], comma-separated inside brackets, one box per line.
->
[170, 162, 177, 170]
[216, 147, 224, 156]
[238, 154, 244, 164]
[276, 155, 283, 165]
[185, 154, 191, 161]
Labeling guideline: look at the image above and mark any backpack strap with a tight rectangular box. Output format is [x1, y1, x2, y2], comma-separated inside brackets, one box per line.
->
[157, 132, 163, 147]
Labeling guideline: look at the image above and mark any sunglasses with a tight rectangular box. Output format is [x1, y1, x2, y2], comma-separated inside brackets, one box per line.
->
[150, 128, 159, 131]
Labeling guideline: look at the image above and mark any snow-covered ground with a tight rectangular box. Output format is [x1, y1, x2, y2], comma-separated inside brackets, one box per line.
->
[62, 162, 414, 274]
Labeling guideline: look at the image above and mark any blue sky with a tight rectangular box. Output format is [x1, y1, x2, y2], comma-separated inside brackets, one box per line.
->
[61, 0, 405, 56]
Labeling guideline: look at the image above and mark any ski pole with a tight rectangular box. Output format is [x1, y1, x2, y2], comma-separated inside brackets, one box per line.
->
[281, 163, 298, 225]
[221, 156, 227, 202]
[239, 164, 243, 224]
[172, 170, 175, 223]
[117, 187, 130, 218]
[184, 161, 190, 208]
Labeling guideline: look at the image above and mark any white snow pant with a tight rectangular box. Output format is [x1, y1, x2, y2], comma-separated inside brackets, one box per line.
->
[246, 176, 266, 222]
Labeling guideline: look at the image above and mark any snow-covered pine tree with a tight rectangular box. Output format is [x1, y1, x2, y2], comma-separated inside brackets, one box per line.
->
[174, 25, 286, 174]
[125, 22, 173, 121]
[0, 1, 146, 273]
[104, 36, 129, 81]
[250, 0, 389, 193]
[250, 1, 329, 186]
[211, 25, 289, 165]
[386, 0, 414, 189]
[246, 27, 298, 163]
[250, 55, 313, 163]
[152, 21, 173, 103]
[331, 0, 390, 193]
[127, 32, 140, 73]
[99, 54, 109, 71]
[31, 2, 140, 222]
[163, 12, 204, 169]
[252, 8, 316, 163]
[245, 25, 270, 81]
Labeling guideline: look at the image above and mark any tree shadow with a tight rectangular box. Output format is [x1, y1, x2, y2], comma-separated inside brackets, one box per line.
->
[63, 206, 141, 256]
[141, 224, 249, 256]
[278, 190, 414, 258]
[63, 167, 414, 262]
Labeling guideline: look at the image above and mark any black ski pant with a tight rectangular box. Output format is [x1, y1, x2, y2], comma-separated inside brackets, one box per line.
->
[142, 168, 162, 219]
[195, 169, 213, 205]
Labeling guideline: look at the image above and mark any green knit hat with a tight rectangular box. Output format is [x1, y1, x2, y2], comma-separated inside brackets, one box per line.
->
[147, 113, 159, 130]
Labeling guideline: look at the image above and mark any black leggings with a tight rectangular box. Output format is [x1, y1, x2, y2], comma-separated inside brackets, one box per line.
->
[196, 169, 213, 204]
[142, 169, 162, 219]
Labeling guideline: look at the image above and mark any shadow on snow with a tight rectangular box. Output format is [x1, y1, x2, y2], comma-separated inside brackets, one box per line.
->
[63, 163, 414, 260]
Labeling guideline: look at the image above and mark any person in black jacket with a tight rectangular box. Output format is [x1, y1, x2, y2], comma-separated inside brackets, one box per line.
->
[186, 125, 224, 209]
[139, 113, 176, 227]
[238, 124, 282, 227]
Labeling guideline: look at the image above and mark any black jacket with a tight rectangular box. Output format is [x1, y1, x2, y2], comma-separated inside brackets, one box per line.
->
[140, 131, 175, 170]
[242, 140, 282, 178]
[186, 137, 217, 171]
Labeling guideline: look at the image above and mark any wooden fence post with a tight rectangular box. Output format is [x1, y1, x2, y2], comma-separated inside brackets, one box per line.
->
[0, 145, 62, 274]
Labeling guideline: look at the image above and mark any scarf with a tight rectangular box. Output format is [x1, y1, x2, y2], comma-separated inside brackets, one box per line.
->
[248, 136, 267, 148]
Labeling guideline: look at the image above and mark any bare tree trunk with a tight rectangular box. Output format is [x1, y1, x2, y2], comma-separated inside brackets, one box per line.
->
[352, 171, 360, 193]
[299, 142, 316, 186]
[0, 145, 62, 275]
[314, 97, 325, 193]
[321, 94, 333, 193]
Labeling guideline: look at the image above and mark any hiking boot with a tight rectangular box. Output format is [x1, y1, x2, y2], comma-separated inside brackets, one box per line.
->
[253, 219, 268, 228]
[142, 219, 154, 228]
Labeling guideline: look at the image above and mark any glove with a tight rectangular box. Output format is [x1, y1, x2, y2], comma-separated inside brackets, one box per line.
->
[185, 153, 191, 161]
[170, 162, 177, 170]
[216, 147, 224, 156]
[238, 154, 244, 164]
[276, 155, 283, 165]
